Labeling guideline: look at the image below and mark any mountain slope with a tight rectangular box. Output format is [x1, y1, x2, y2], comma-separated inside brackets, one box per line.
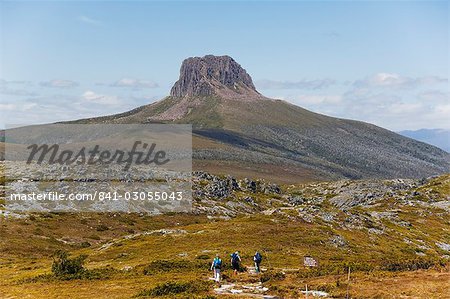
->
[68, 55, 450, 182]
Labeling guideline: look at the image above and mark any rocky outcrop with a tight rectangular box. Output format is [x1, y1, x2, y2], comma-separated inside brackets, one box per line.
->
[170, 55, 261, 99]
[192, 171, 281, 200]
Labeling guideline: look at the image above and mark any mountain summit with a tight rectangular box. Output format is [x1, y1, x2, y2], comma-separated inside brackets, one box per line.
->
[69, 55, 450, 182]
[170, 55, 261, 100]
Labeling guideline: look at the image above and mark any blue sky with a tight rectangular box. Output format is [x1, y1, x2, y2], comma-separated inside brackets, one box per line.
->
[1, 1, 448, 130]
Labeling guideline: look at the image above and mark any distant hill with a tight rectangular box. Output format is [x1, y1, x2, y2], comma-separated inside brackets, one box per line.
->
[399, 129, 449, 153]
[41, 55, 450, 181]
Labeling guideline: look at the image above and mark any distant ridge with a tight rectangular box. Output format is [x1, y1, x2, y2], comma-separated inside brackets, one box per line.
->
[399, 129, 450, 153]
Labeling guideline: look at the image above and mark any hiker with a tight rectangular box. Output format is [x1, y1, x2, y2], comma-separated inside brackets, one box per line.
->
[210, 254, 222, 283]
[253, 251, 262, 273]
[230, 251, 241, 275]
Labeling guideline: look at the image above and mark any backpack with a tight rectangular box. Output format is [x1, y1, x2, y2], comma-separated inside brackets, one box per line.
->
[213, 258, 222, 268]
[254, 252, 262, 263]
[231, 253, 239, 263]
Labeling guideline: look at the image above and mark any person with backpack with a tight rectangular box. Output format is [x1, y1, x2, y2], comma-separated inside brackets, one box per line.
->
[253, 251, 262, 273]
[230, 251, 241, 275]
[210, 254, 222, 283]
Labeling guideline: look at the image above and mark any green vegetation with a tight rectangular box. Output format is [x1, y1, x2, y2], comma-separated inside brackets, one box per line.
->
[260, 270, 286, 283]
[51, 250, 85, 276]
[96, 224, 109, 232]
[19, 250, 116, 283]
[135, 281, 212, 297]
[175, 96, 223, 128]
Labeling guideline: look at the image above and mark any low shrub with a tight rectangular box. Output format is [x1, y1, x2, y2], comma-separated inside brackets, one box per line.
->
[135, 280, 211, 297]
[196, 254, 210, 260]
[79, 241, 91, 248]
[260, 270, 286, 283]
[381, 257, 446, 272]
[52, 250, 86, 276]
[96, 224, 109, 231]
[45, 250, 115, 281]
[23, 267, 116, 283]
[89, 234, 101, 240]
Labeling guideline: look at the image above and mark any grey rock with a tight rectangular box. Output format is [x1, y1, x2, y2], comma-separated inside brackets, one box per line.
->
[330, 235, 347, 248]
[170, 55, 258, 98]
[287, 196, 306, 206]
[436, 242, 450, 251]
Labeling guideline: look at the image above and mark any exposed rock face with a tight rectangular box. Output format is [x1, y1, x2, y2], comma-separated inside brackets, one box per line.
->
[192, 171, 281, 200]
[170, 55, 260, 99]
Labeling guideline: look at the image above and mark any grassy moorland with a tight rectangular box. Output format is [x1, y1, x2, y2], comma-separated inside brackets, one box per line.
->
[0, 212, 448, 298]
[0, 163, 449, 298]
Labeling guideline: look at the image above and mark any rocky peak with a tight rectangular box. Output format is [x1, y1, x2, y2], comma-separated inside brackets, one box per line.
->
[170, 55, 260, 99]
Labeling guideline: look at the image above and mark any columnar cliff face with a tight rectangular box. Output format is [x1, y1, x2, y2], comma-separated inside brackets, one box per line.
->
[170, 55, 260, 99]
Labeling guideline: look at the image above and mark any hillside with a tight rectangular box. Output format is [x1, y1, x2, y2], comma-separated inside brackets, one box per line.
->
[66, 55, 450, 182]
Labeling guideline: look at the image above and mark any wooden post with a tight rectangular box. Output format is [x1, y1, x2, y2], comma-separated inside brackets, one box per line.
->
[346, 267, 351, 299]
[305, 283, 308, 299]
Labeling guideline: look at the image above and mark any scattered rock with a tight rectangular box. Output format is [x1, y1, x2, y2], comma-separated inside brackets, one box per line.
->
[330, 235, 347, 248]
[121, 265, 133, 271]
[301, 290, 329, 297]
[436, 242, 450, 251]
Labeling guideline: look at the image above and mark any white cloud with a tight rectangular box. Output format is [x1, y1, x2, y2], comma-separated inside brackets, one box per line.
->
[111, 78, 159, 89]
[354, 73, 447, 89]
[291, 95, 342, 105]
[388, 102, 422, 114]
[0, 91, 162, 129]
[293, 72, 446, 130]
[81, 90, 120, 105]
[0, 103, 16, 111]
[78, 15, 102, 26]
[343, 90, 400, 105]
[434, 104, 450, 115]
[417, 90, 449, 104]
[256, 78, 335, 90]
[334, 90, 450, 130]
[280, 73, 449, 130]
[40, 79, 79, 88]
